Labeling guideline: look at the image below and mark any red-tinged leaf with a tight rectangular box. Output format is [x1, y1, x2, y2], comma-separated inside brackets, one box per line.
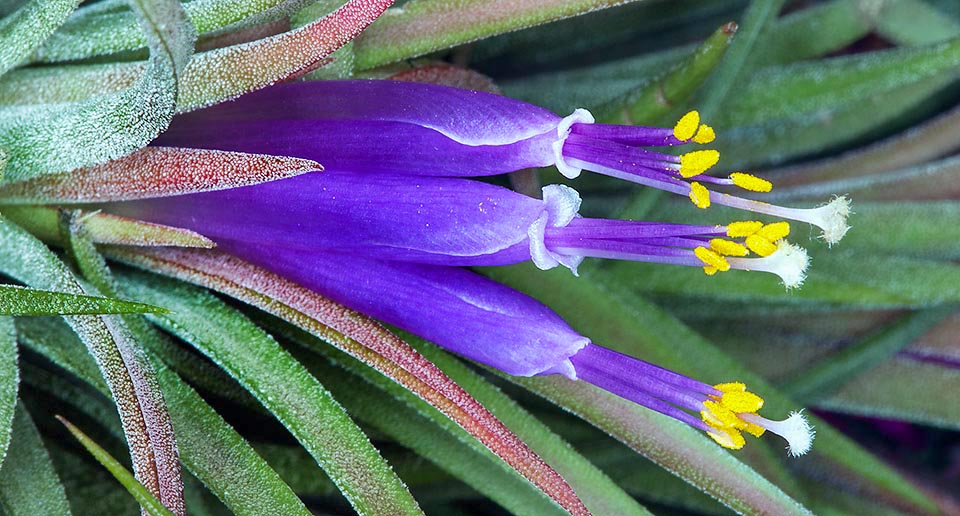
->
[0, 219, 183, 515]
[353, 0, 638, 70]
[108, 247, 592, 516]
[0, 0, 392, 112]
[0, 147, 321, 204]
[2, 206, 214, 248]
[176, 0, 395, 112]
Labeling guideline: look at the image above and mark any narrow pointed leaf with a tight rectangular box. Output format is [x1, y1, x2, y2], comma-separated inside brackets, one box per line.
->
[117, 271, 425, 516]
[0, 0, 194, 179]
[1, 206, 215, 248]
[0, 147, 321, 204]
[0, 285, 168, 316]
[59, 417, 176, 516]
[0, 317, 16, 465]
[0, 403, 72, 516]
[353, 0, 641, 70]
[108, 246, 591, 516]
[0, 0, 78, 75]
[0, 218, 183, 514]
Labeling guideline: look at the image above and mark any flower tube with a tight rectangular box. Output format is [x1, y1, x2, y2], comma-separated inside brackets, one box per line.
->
[210, 239, 813, 456]
[155, 80, 850, 244]
[105, 171, 809, 287]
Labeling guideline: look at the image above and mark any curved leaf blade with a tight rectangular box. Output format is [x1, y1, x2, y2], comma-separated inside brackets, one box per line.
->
[0, 0, 194, 180]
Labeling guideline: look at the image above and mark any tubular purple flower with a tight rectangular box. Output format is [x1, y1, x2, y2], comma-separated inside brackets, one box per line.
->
[206, 239, 813, 456]
[104, 171, 810, 287]
[155, 80, 850, 245]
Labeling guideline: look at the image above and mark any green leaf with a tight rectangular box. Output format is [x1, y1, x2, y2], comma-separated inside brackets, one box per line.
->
[0, 402, 72, 516]
[17, 316, 313, 516]
[0, 0, 194, 179]
[717, 37, 960, 166]
[353, 0, 642, 70]
[117, 271, 425, 516]
[59, 417, 177, 516]
[0, 0, 78, 75]
[873, 0, 960, 46]
[747, 0, 873, 67]
[594, 22, 737, 124]
[0, 285, 168, 316]
[818, 357, 960, 430]
[484, 263, 940, 514]
[696, 0, 786, 118]
[780, 308, 955, 401]
[0, 317, 16, 467]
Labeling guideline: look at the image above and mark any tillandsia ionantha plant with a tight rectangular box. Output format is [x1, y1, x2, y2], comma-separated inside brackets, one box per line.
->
[0, 0, 959, 515]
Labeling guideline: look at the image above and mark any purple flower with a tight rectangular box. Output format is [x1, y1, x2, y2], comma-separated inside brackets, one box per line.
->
[205, 239, 814, 456]
[155, 80, 850, 244]
[104, 79, 833, 455]
[106, 171, 809, 287]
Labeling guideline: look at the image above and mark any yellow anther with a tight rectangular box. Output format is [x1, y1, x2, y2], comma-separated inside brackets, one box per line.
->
[692, 124, 716, 144]
[701, 401, 741, 429]
[757, 221, 790, 242]
[703, 266, 719, 276]
[707, 427, 746, 450]
[709, 238, 748, 257]
[673, 110, 700, 141]
[679, 150, 721, 178]
[714, 382, 747, 393]
[688, 182, 711, 209]
[745, 234, 778, 257]
[729, 172, 772, 193]
[694, 247, 730, 272]
[721, 391, 764, 413]
[726, 221, 763, 238]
